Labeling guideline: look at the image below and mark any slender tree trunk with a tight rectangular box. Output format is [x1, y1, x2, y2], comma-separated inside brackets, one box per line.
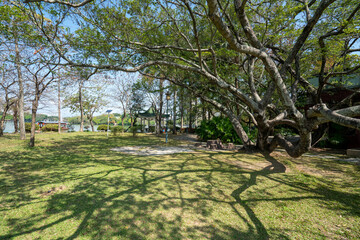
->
[180, 104, 184, 129]
[156, 114, 160, 134]
[13, 101, 18, 133]
[179, 88, 184, 129]
[130, 110, 133, 127]
[121, 111, 126, 133]
[58, 78, 61, 133]
[15, 37, 25, 140]
[189, 97, 193, 130]
[194, 98, 198, 127]
[79, 81, 84, 132]
[235, 78, 240, 116]
[158, 79, 164, 134]
[173, 89, 177, 134]
[29, 94, 39, 147]
[201, 99, 206, 121]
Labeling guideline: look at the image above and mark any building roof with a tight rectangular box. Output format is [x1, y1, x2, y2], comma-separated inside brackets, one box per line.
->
[138, 105, 170, 119]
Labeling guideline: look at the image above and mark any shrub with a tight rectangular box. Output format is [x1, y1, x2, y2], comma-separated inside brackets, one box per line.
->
[195, 116, 257, 144]
[97, 124, 109, 131]
[41, 124, 58, 132]
[148, 126, 155, 133]
[111, 126, 124, 136]
[25, 123, 39, 133]
[130, 125, 142, 136]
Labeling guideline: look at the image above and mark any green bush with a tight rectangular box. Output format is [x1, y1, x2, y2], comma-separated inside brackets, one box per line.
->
[196, 116, 256, 144]
[111, 126, 124, 136]
[130, 125, 142, 136]
[41, 124, 58, 132]
[148, 126, 155, 132]
[97, 124, 109, 131]
[25, 123, 40, 133]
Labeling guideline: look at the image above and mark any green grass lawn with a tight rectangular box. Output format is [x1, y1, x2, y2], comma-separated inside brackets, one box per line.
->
[0, 132, 359, 239]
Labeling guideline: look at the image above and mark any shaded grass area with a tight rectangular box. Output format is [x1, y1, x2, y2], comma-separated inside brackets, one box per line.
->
[0, 132, 359, 239]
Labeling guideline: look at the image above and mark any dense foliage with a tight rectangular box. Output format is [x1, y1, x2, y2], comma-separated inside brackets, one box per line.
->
[196, 117, 256, 144]
[25, 123, 39, 132]
[111, 126, 124, 135]
[97, 125, 109, 131]
[41, 124, 59, 132]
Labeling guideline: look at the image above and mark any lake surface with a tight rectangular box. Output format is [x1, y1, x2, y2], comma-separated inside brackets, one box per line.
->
[3, 121, 15, 133]
[3, 121, 100, 133]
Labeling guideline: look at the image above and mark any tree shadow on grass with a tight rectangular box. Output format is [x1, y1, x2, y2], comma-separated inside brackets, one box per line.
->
[0, 134, 359, 239]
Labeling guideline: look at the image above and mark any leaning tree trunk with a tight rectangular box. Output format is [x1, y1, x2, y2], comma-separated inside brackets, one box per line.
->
[0, 105, 10, 137]
[226, 112, 253, 149]
[89, 116, 95, 132]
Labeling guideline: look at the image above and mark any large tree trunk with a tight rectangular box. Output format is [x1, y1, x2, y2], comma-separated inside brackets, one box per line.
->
[29, 95, 39, 147]
[268, 130, 311, 158]
[15, 37, 25, 140]
[255, 117, 272, 152]
[89, 116, 95, 132]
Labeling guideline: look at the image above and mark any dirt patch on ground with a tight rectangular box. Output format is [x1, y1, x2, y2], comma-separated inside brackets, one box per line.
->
[111, 146, 195, 156]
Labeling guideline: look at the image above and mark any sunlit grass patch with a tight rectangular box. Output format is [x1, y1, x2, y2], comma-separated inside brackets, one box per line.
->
[0, 132, 359, 239]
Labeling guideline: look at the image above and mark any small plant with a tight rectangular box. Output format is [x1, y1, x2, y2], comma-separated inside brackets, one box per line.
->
[25, 123, 40, 133]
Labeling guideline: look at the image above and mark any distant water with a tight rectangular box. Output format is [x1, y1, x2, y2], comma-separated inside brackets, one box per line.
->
[2, 121, 100, 133]
[70, 124, 100, 132]
[3, 121, 15, 133]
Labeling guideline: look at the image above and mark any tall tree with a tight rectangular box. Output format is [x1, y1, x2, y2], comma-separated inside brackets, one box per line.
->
[23, 0, 360, 157]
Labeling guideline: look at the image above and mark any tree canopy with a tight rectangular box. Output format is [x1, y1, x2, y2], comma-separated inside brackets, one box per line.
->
[9, 0, 360, 156]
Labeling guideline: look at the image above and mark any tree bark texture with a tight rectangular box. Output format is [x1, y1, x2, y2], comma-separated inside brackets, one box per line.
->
[15, 37, 26, 140]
